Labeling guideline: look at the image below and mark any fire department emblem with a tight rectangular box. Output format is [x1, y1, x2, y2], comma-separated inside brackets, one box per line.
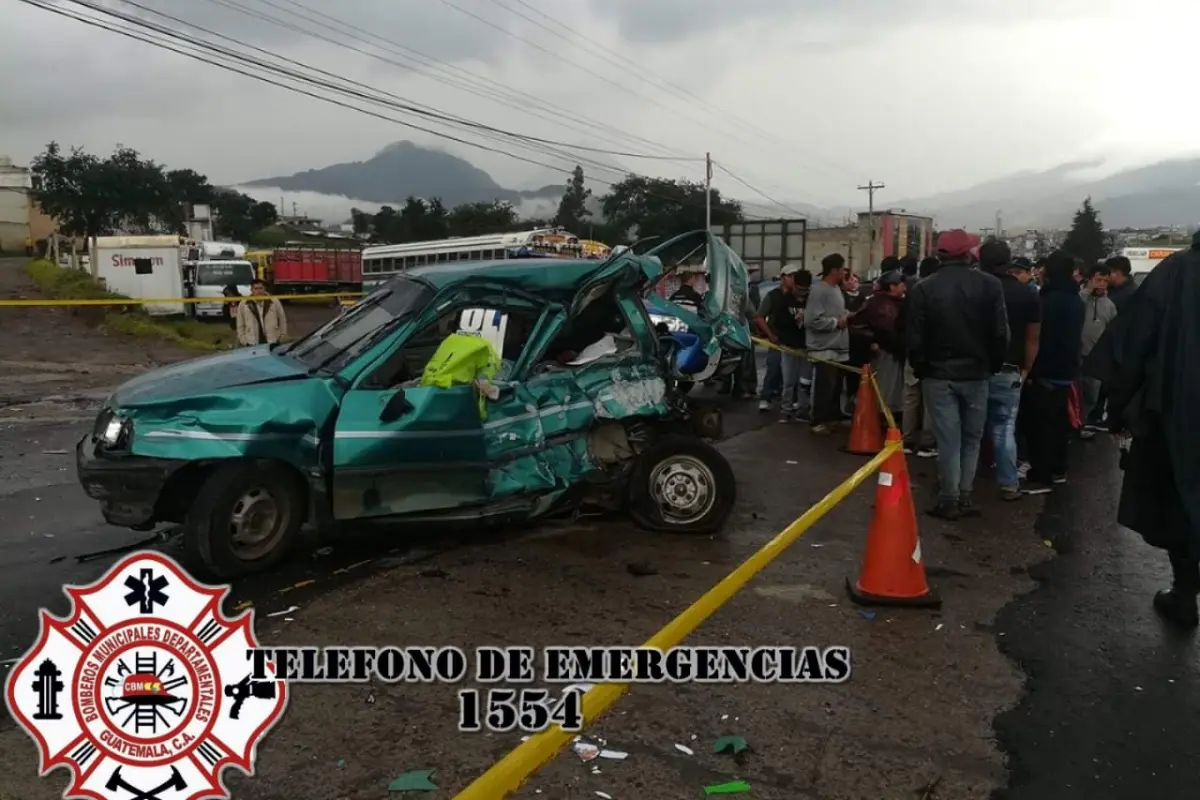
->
[4, 552, 288, 800]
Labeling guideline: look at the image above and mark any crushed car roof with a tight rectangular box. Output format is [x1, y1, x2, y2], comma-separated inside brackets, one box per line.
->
[402, 255, 658, 298]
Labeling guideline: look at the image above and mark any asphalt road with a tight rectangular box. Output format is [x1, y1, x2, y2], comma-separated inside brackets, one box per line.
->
[0, 383, 775, 681]
[995, 439, 1200, 799]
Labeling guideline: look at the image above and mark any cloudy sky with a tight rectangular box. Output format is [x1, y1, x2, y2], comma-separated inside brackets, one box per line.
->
[4, 0, 1198, 215]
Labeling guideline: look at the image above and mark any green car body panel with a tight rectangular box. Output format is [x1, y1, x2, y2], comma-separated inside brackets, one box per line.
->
[79, 230, 750, 529]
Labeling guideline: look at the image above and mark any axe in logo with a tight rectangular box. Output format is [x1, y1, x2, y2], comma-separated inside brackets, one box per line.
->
[105, 766, 187, 800]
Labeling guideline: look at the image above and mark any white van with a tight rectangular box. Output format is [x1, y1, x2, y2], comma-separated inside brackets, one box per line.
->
[1121, 246, 1182, 285]
[183, 242, 255, 319]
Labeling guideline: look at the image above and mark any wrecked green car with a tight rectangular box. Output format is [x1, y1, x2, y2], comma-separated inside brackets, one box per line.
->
[76, 231, 751, 578]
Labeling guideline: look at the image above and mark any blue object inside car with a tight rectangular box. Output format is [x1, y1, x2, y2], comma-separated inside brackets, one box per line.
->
[670, 331, 709, 374]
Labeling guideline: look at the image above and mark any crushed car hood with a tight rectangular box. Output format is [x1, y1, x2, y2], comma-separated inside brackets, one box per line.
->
[110, 346, 309, 407]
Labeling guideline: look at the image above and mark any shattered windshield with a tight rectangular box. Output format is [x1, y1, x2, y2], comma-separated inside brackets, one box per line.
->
[286, 276, 434, 372]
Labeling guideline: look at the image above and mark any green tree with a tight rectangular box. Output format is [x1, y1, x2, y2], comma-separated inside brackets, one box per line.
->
[1063, 197, 1108, 266]
[599, 175, 742, 243]
[553, 165, 591, 232]
[372, 205, 402, 242]
[350, 208, 372, 236]
[31, 142, 120, 238]
[448, 201, 518, 237]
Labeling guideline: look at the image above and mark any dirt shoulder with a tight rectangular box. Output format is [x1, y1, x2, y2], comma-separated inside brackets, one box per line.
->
[0, 425, 1053, 799]
[0, 258, 337, 412]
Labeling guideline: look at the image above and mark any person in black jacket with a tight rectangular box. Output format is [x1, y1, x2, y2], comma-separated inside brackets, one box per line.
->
[906, 229, 1009, 520]
[1023, 250, 1086, 492]
[1104, 255, 1136, 313]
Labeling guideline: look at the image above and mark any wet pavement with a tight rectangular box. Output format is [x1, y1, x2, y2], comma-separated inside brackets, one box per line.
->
[994, 440, 1200, 800]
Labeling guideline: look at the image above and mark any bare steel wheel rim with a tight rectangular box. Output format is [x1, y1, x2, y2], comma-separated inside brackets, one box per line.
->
[648, 455, 717, 524]
[228, 486, 288, 560]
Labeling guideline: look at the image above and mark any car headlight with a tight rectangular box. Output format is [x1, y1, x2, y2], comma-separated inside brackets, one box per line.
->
[100, 415, 131, 446]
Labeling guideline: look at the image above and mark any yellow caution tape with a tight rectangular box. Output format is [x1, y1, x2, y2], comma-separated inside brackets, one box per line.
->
[0, 292, 367, 307]
[452, 440, 902, 799]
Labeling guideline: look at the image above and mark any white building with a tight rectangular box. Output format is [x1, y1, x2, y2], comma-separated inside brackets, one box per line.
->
[0, 156, 33, 252]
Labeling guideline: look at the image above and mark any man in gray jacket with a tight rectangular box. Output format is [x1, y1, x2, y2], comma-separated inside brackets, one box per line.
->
[1079, 264, 1118, 438]
[805, 253, 852, 434]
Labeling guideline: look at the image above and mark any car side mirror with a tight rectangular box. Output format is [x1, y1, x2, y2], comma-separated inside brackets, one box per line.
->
[379, 389, 414, 423]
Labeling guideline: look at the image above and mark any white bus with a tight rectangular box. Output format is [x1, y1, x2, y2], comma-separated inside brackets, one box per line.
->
[361, 228, 591, 289]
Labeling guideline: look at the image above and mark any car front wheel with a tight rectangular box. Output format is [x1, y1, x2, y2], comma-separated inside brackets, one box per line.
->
[627, 435, 736, 534]
[184, 461, 305, 580]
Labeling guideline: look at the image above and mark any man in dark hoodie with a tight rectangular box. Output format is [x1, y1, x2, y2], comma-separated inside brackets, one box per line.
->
[1023, 250, 1086, 493]
[1086, 231, 1200, 628]
[1104, 255, 1136, 313]
[906, 230, 1009, 519]
[899, 254, 919, 292]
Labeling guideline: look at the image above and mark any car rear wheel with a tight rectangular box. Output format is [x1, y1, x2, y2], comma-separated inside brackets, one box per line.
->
[184, 461, 305, 579]
[627, 435, 736, 534]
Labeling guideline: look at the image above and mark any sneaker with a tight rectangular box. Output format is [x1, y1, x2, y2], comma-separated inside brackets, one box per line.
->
[916, 447, 938, 459]
[1023, 481, 1054, 495]
[792, 409, 811, 423]
[1052, 474, 1067, 484]
[927, 501, 961, 521]
[1083, 422, 1105, 432]
[810, 424, 833, 435]
[1017, 461, 1031, 480]
[1079, 429, 1096, 440]
[758, 399, 771, 412]
[999, 486, 1023, 502]
[903, 447, 915, 455]
[958, 496, 982, 517]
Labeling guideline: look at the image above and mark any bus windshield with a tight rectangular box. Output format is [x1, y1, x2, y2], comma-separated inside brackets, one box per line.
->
[196, 261, 255, 286]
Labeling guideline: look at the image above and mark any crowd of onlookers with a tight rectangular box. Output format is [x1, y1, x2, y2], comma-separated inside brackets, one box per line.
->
[749, 231, 1137, 520]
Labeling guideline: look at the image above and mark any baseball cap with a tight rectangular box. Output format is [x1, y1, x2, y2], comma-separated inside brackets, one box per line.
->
[937, 229, 975, 258]
[1011, 257, 1033, 270]
[780, 263, 804, 276]
[878, 269, 905, 287]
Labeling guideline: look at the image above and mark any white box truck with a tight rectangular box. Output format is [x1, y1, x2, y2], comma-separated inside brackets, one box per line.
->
[93, 235, 187, 316]
[183, 241, 255, 319]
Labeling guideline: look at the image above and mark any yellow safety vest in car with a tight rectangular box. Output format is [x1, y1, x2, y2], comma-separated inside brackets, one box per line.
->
[419, 332, 501, 419]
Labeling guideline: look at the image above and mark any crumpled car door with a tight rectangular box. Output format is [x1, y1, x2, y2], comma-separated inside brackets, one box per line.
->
[643, 231, 752, 358]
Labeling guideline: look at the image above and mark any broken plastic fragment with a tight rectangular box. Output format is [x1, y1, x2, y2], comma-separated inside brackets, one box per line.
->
[595, 793, 613, 800]
[704, 780, 751, 795]
[674, 743, 694, 756]
[859, 610, 876, 621]
[388, 770, 438, 792]
[572, 741, 601, 762]
[266, 605, 300, 618]
[712, 736, 748, 755]
[598, 749, 628, 760]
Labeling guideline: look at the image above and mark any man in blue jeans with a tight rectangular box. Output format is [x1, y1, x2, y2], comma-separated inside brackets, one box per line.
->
[980, 242, 1041, 500]
[906, 230, 1009, 520]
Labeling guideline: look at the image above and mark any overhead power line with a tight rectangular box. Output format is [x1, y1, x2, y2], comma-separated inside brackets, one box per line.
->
[18, 0, 793, 221]
[714, 162, 809, 219]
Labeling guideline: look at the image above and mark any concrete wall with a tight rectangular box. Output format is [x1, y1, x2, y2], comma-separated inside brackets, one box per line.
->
[29, 203, 56, 241]
[804, 225, 872, 277]
[0, 189, 31, 252]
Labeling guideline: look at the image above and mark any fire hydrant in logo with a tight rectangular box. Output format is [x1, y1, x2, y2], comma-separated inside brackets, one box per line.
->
[4, 552, 288, 800]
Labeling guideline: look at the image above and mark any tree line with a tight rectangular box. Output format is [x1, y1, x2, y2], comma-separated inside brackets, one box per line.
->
[350, 164, 746, 245]
[30, 142, 280, 244]
[30, 143, 747, 250]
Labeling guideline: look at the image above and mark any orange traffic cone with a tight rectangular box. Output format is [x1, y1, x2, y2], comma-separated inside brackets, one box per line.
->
[846, 428, 941, 608]
[841, 364, 884, 455]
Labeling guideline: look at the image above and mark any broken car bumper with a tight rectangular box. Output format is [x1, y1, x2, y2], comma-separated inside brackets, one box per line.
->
[76, 435, 180, 529]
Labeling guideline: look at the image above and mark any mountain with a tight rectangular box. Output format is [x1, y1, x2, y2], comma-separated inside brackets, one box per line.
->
[896, 157, 1200, 230]
[243, 140, 565, 209]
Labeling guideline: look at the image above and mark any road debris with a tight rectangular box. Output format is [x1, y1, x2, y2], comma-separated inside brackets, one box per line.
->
[572, 740, 601, 762]
[598, 749, 628, 760]
[704, 780, 751, 795]
[674, 743, 695, 756]
[713, 736, 748, 755]
[388, 770, 438, 792]
[266, 605, 300, 618]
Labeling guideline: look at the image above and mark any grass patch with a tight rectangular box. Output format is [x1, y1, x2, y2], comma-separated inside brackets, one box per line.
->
[23, 259, 233, 351]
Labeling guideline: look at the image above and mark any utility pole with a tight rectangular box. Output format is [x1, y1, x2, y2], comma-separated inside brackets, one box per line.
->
[996, 210, 1003, 240]
[704, 152, 713, 232]
[858, 181, 885, 268]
